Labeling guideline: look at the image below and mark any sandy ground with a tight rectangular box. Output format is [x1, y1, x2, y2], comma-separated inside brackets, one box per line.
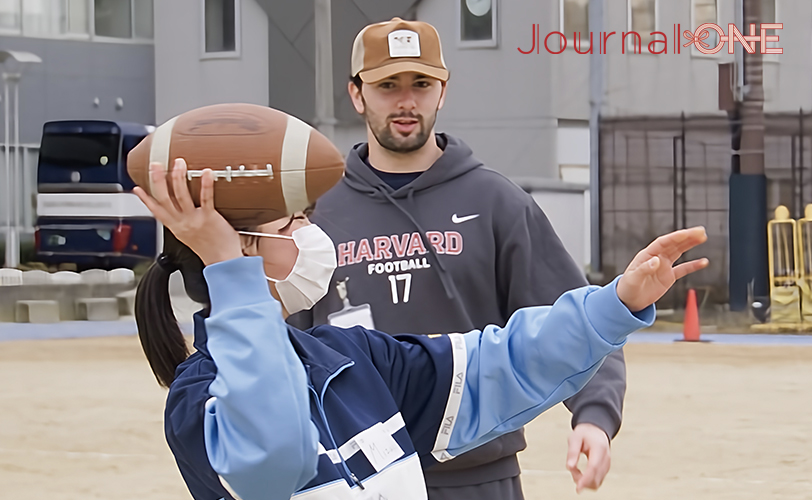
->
[1, 337, 811, 499]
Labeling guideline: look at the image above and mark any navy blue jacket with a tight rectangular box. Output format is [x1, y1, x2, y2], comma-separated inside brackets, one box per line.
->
[288, 134, 628, 487]
[164, 257, 652, 500]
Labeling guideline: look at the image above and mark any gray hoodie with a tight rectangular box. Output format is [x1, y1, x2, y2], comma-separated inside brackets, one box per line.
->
[288, 133, 626, 488]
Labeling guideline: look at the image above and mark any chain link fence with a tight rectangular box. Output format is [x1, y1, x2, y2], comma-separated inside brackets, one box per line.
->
[600, 111, 812, 309]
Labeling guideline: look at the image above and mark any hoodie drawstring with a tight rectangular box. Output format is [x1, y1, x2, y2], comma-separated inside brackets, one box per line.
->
[378, 186, 457, 300]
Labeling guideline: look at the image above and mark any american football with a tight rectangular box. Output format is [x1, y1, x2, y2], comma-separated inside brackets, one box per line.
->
[127, 103, 345, 227]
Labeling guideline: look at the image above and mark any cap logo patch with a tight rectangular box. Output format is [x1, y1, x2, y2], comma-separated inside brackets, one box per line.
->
[388, 30, 421, 57]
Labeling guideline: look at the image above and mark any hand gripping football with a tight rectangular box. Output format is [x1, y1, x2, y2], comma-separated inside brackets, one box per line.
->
[127, 103, 345, 227]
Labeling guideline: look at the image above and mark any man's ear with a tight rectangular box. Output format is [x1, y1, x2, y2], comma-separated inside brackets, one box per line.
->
[348, 81, 365, 114]
[437, 81, 448, 111]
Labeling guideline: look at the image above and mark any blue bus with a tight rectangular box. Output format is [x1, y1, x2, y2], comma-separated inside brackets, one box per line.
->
[35, 120, 159, 270]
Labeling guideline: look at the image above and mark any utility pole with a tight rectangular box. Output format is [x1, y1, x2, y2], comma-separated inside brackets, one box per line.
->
[314, 0, 336, 142]
[739, 0, 765, 176]
[728, 0, 768, 310]
[1, 50, 41, 268]
[588, 0, 604, 282]
[3, 72, 17, 268]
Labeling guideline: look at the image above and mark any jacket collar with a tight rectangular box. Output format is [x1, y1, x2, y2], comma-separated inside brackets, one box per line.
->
[287, 326, 354, 395]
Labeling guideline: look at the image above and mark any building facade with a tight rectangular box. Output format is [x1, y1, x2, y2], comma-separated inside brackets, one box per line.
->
[154, 0, 811, 173]
[0, 0, 156, 249]
[152, 0, 811, 271]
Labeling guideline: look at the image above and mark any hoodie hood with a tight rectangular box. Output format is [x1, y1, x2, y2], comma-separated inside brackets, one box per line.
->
[343, 133, 483, 199]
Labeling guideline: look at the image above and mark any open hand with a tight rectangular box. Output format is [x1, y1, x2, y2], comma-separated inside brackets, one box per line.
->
[566, 423, 611, 493]
[133, 159, 242, 266]
[617, 226, 709, 312]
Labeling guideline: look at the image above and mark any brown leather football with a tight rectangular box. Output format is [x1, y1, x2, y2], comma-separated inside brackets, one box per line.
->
[127, 103, 345, 227]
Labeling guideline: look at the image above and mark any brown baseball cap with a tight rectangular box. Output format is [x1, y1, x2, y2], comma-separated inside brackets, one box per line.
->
[351, 17, 449, 83]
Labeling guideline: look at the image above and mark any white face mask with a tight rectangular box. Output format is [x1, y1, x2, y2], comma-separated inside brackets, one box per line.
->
[238, 224, 337, 314]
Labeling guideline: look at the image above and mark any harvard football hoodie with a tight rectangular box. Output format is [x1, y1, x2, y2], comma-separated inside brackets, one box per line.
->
[288, 133, 626, 488]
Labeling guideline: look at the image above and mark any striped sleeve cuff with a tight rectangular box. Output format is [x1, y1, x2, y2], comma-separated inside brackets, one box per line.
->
[430, 334, 467, 463]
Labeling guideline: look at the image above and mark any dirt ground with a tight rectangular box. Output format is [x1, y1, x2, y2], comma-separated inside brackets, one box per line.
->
[1, 336, 810, 499]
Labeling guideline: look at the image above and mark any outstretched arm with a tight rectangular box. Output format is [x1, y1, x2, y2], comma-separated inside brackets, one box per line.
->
[432, 277, 647, 461]
[432, 227, 708, 461]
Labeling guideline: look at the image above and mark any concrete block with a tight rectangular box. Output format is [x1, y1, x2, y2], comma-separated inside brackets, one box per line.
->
[76, 298, 120, 321]
[108, 268, 135, 285]
[52, 271, 81, 285]
[16, 300, 60, 323]
[117, 290, 136, 316]
[21, 270, 51, 285]
[80, 269, 109, 285]
[0, 269, 23, 286]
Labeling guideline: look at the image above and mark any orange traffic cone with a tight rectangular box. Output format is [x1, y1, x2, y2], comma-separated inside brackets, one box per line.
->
[682, 288, 701, 342]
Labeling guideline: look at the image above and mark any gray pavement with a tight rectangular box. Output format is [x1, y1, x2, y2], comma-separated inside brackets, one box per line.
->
[629, 331, 812, 346]
[4, 317, 812, 345]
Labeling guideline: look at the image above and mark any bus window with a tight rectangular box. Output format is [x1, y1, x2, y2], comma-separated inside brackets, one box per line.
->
[38, 121, 125, 190]
[39, 133, 119, 171]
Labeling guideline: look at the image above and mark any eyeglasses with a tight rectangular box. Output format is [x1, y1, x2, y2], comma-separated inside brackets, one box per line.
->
[237, 230, 293, 240]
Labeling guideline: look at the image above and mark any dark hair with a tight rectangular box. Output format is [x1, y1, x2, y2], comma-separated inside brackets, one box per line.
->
[135, 228, 209, 388]
[350, 74, 362, 90]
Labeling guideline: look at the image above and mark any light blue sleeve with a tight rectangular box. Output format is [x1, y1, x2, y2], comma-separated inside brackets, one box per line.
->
[431, 276, 654, 461]
[201, 256, 319, 500]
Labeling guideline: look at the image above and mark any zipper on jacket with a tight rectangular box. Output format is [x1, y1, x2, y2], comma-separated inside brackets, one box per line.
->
[308, 361, 360, 489]
[351, 472, 365, 489]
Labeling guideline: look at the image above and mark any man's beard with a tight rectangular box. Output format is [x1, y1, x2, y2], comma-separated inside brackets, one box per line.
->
[363, 100, 438, 153]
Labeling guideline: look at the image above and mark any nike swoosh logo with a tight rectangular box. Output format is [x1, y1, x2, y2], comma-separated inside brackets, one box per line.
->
[451, 213, 480, 224]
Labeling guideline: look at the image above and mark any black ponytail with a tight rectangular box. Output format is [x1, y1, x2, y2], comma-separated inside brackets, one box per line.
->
[135, 261, 187, 387]
[135, 229, 210, 388]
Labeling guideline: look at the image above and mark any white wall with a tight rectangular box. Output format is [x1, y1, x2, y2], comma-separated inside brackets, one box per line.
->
[333, 124, 367, 157]
[415, 0, 561, 179]
[532, 188, 590, 269]
[412, 0, 734, 180]
[600, 0, 812, 116]
[154, 0, 269, 123]
[414, 0, 812, 153]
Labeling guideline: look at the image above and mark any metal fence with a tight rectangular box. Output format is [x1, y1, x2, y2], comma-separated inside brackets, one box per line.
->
[600, 111, 811, 309]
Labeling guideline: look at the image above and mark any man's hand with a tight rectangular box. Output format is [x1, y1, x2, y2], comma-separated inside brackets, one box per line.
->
[617, 226, 709, 312]
[566, 423, 611, 493]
